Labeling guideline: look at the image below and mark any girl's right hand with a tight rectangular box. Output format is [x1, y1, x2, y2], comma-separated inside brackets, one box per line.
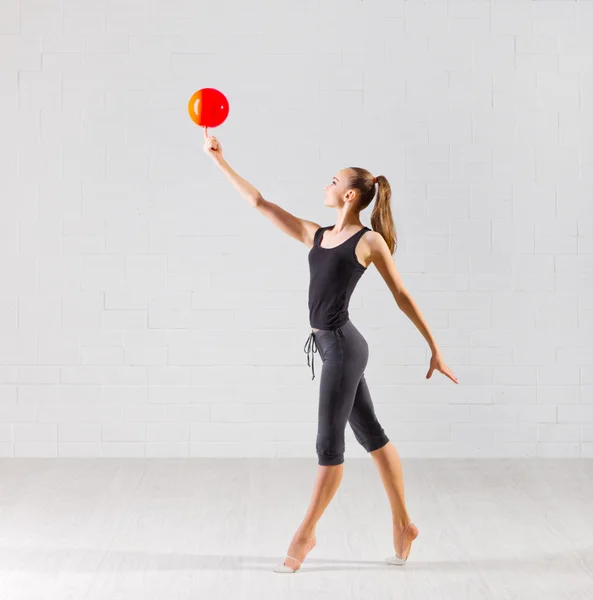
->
[203, 127, 223, 161]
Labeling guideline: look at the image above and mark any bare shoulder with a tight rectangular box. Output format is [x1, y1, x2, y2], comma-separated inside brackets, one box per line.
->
[365, 229, 386, 250]
[356, 228, 381, 263]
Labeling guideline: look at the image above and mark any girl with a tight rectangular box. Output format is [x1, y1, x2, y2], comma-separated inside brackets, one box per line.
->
[203, 130, 458, 573]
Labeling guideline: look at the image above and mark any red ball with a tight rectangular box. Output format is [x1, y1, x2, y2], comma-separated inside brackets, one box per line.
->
[188, 88, 229, 128]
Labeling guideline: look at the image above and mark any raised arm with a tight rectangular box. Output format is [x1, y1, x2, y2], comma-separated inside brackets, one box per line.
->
[204, 131, 320, 247]
[254, 198, 321, 248]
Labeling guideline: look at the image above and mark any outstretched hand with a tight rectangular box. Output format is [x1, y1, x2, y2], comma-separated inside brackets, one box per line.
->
[203, 127, 223, 161]
[426, 351, 458, 383]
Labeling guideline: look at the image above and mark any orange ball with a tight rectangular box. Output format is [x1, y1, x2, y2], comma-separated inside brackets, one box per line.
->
[188, 88, 229, 128]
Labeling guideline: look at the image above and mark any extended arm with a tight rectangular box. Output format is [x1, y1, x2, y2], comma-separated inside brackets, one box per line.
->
[367, 231, 438, 353]
[206, 135, 320, 246]
[367, 232, 458, 383]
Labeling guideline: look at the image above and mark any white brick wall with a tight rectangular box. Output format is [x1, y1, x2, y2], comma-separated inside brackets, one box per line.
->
[0, 0, 591, 458]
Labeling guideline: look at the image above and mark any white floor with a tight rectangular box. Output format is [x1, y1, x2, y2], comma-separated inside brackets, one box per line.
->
[0, 458, 592, 599]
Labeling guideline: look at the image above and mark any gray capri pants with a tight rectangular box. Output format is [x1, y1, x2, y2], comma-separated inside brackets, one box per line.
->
[304, 319, 390, 466]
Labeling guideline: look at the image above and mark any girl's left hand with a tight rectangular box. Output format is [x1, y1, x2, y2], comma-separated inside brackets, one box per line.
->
[427, 351, 458, 383]
[203, 127, 223, 161]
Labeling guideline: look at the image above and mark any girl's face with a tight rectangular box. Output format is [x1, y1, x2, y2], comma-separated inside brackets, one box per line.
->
[323, 170, 350, 207]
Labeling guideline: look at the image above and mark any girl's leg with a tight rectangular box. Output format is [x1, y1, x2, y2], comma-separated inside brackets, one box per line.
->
[344, 325, 419, 560]
[281, 463, 342, 570]
[370, 442, 419, 560]
[370, 441, 410, 526]
[279, 325, 362, 570]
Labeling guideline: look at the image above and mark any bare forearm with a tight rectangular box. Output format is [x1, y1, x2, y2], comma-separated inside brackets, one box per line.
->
[214, 157, 261, 207]
[397, 295, 440, 353]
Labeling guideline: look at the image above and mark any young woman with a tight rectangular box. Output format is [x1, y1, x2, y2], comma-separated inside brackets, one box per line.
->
[203, 130, 458, 573]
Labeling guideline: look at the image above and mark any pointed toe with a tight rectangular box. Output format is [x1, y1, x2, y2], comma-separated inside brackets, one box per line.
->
[385, 554, 407, 566]
[273, 554, 302, 573]
[273, 563, 296, 573]
[387, 520, 417, 566]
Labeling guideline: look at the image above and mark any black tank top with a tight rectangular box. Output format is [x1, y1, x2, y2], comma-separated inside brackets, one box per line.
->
[307, 225, 371, 329]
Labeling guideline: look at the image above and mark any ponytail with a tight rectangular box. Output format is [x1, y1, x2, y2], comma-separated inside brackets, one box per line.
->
[370, 174, 397, 255]
[347, 168, 398, 255]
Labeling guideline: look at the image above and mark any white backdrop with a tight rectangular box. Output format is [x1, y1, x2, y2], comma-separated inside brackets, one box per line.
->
[1, 0, 592, 458]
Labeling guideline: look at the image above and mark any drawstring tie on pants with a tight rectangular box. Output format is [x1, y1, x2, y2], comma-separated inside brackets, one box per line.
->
[304, 331, 318, 380]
